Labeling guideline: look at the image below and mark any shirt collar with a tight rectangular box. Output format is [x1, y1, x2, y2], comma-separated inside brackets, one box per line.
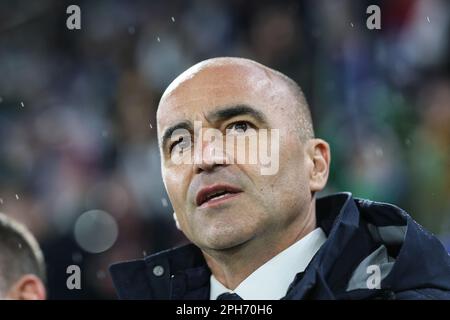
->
[210, 227, 327, 300]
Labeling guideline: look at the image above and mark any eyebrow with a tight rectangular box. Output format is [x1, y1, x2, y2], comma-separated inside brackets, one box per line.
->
[206, 104, 268, 125]
[161, 121, 193, 151]
[160, 104, 268, 151]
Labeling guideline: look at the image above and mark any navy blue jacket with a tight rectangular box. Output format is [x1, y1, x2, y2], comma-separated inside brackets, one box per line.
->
[109, 193, 450, 299]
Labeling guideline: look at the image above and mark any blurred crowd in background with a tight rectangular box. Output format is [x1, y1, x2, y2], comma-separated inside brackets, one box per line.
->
[0, 0, 449, 299]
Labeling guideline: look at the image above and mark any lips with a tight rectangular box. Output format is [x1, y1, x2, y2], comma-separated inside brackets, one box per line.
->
[195, 184, 242, 207]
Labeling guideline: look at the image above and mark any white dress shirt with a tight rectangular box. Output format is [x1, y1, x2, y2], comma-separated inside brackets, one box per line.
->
[210, 228, 327, 300]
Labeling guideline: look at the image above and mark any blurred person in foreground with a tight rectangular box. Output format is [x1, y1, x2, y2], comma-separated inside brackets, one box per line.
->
[0, 213, 46, 300]
[110, 57, 450, 300]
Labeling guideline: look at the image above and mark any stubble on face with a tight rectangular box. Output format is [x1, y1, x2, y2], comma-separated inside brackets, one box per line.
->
[157, 58, 314, 255]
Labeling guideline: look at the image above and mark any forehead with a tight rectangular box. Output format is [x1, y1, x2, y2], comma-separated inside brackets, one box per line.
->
[156, 63, 290, 133]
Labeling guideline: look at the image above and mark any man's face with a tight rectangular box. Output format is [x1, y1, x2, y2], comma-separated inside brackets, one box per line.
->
[157, 62, 313, 251]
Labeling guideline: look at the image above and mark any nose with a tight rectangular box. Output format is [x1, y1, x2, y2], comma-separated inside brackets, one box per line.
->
[193, 129, 230, 174]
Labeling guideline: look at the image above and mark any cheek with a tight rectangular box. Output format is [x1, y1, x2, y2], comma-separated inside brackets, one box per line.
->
[235, 133, 307, 198]
[163, 167, 190, 211]
[267, 138, 309, 201]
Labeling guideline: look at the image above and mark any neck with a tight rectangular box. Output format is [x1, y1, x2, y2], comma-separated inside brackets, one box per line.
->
[202, 199, 317, 290]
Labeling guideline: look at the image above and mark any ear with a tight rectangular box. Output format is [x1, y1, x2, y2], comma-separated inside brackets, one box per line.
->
[306, 139, 331, 193]
[173, 212, 182, 231]
[5, 274, 46, 300]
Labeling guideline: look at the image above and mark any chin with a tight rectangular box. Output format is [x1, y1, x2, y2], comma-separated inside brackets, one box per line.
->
[201, 227, 254, 251]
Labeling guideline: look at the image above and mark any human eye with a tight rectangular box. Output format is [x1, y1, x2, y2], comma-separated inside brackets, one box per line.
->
[170, 136, 192, 154]
[225, 121, 253, 134]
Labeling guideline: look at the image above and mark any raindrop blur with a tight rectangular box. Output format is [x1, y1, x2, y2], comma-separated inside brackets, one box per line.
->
[97, 270, 106, 279]
[375, 148, 383, 157]
[0, 198, 3, 204]
[0, 97, 3, 103]
[20, 101, 24, 107]
[128, 26, 135, 35]
[161, 198, 168, 207]
[15, 194, 19, 200]
[72, 252, 83, 264]
[157, 36, 161, 42]
[149, 122, 153, 129]
[171, 17, 175, 22]
[427, 16, 430, 23]
[405, 138, 411, 147]
[350, 22, 354, 28]
[74, 210, 118, 254]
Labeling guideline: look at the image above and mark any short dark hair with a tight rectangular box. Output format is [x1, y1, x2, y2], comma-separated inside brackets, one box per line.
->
[274, 70, 315, 141]
[0, 213, 46, 295]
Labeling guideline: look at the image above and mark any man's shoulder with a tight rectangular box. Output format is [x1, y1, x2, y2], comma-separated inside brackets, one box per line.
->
[109, 258, 151, 299]
[395, 288, 450, 300]
[109, 243, 205, 299]
[312, 193, 450, 299]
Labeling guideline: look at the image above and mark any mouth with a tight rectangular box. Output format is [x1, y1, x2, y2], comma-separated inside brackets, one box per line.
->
[196, 184, 243, 208]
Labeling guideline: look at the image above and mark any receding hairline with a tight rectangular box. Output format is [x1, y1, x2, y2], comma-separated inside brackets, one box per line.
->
[158, 57, 314, 140]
